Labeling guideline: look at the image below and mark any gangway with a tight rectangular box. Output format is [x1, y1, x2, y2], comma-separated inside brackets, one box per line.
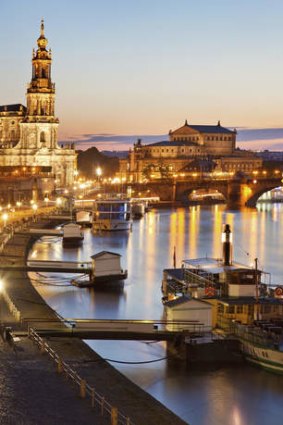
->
[0, 259, 91, 274]
[17, 228, 63, 237]
[23, 318, 207, 341]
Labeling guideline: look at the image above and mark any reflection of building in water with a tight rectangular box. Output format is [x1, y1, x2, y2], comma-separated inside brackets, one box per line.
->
[0, 20, 76, 201]
[118, 120, 262, 182]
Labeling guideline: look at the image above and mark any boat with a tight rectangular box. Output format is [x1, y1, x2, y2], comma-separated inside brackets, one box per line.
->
[62, 223, 84, 247]
[131, 202, 145, 219]
[233, 320, 283, 374]
[71, 251, 127, 287]
[92, 199, 132, 231]
[75, 210, 92, 227]
[161, 223, 283, 373]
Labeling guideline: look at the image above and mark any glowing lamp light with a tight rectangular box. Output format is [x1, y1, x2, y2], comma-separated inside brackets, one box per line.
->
[32, 204, 38, 212]
[2, 213, 8, 226]
[0, 279, 4, 293]
[56, 198, 62, 206]
[96, 167, 102, 177]
[253, 179, 257, 184]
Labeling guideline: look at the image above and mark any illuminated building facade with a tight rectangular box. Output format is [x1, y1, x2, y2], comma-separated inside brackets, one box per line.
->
[0, 21, 76, 199]
[119, 121, 262, 182]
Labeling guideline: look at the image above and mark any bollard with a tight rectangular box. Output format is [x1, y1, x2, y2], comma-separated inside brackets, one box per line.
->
[57, 358, 63, 374]
[111, 407, 118, 425]
[80, 379, 86, 398]
[91, 388, 95, 408]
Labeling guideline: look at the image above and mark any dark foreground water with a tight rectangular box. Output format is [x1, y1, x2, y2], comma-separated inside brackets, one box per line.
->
[29, 204, 283, 425]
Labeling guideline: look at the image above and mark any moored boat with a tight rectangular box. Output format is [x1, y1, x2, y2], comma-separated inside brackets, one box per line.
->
[92, 199, 132, 231]
[71, 250, 128, 288]
[62, 223, 84, 247]
[233, 321, 283, 373]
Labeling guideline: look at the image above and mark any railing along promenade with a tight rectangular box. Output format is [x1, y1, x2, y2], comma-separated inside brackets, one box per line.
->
[29, 327, 133, 425]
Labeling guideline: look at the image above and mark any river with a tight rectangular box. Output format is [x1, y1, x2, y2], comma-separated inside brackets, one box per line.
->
[29, 203, 283, 425]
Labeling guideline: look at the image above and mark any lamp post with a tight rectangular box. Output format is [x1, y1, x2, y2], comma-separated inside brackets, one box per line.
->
[96, 167, 102, 185]
[32, 203, 38, 222]
[2, 213, 8, 231]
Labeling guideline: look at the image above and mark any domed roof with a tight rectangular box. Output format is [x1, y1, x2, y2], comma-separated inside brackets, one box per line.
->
[37, 19, 48, 50]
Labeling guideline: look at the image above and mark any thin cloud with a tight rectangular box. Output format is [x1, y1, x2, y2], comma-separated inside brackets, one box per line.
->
[59, 128, 283, 151]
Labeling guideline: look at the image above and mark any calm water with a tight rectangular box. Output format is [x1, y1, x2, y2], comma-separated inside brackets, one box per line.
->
[30, 204, 283, 425]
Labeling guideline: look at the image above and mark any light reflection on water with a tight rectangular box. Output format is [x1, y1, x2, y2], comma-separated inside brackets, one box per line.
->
[30, 205, 283, 425]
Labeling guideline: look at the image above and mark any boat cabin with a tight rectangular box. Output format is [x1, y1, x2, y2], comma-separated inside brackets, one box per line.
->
[91, 251, 123, 278]
[164, 295, 212, 332]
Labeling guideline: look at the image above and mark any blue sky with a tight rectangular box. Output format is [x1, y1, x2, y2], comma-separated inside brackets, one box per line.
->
[1, 0, 283, 150]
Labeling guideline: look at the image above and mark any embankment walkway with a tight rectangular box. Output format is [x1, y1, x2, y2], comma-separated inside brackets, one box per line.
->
[0, 217, 188, 425]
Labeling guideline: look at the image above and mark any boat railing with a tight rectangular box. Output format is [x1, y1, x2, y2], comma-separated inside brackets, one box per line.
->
[229, 321, 281, 349]
[183, 268, 215, 287]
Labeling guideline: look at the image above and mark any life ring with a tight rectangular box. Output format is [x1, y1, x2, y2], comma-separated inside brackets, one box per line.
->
[274, 287, 283, 297]
[205, 286, 216, 297]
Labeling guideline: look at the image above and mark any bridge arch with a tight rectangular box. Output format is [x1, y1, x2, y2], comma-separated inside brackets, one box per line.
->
[246, 184, 283, 207]
[183, 187, 227, 204]
[175, 182, 228, 204]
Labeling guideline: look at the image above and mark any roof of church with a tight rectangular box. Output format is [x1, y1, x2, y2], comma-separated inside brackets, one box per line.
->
[170, 120, 235, 135]
[145, 140, 198, 148]
[0, 104, 26, 113]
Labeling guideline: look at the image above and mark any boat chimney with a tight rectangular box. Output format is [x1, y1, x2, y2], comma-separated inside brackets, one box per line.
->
[222, 224, 232, 266]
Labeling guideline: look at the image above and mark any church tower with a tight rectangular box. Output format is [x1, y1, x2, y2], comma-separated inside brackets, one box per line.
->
[16, 20, 76, 188]
[20, 19, 58, 150]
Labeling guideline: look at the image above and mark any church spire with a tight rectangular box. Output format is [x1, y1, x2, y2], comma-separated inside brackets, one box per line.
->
[36, 18, 49, 52]
[40, 18, 45, 37]
[26, 20, 56, 119]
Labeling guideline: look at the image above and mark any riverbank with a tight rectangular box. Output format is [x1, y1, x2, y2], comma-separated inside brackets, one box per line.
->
[0, 217, 188, 425]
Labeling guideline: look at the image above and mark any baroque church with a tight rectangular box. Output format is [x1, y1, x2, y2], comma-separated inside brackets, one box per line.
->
[0, 21, 76, 200]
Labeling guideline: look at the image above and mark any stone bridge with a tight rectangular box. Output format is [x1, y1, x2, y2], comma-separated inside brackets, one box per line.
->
[130, 177, 283, 209]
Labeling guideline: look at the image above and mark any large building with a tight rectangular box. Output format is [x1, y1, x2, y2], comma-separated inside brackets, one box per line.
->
[0, 21, 76, 201]
[118, 120, 262, 182]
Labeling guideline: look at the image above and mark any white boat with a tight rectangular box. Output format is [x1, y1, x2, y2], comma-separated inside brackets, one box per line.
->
[76, 210, 92, 227]
[92, 199, 132, 231]
[234, 322, 283, 374]
[71, 251, 128, 288]
[62, 223, 84, 247]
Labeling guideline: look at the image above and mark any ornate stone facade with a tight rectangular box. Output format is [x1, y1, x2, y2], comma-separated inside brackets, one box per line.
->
[0, 20, 76, 197]
[118, 121, 262, 182]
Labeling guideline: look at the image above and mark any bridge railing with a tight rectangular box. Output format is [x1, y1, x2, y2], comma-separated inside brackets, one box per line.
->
[29, 327, 134, 425]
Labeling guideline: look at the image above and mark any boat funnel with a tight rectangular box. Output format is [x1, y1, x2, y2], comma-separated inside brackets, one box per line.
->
[222, 224, 232, 266]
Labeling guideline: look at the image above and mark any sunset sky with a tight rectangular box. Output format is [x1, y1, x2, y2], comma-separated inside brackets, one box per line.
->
[1, 0, 283, 150]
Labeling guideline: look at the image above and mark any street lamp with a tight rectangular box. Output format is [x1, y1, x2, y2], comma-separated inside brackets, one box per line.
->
[32, 204, 38, 221]
[2, 213, 8, 230]
[96, 167, 102, 178]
